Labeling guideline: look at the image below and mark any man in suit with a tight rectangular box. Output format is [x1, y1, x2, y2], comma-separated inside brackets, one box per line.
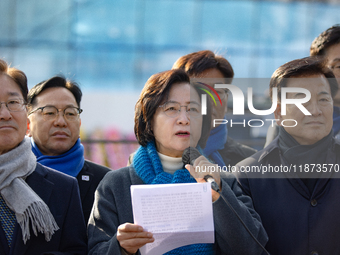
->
[236, 56, 340, 255]
[264, 24, 340, 146]
[0, 59, 87, 254]
[27, 76, 111, 224]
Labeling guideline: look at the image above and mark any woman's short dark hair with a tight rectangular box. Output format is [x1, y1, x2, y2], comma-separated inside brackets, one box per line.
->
[27, 75, 82, 110]
[269, 56, 338, 101]
[134, 69, 212, 148]
[0, 59, 28, 102]
[310, 24, 340, 56]
[172, 50, 234, 83]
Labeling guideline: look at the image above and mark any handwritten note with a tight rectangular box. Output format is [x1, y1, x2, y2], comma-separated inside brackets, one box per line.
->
[130, 183, 214, 255]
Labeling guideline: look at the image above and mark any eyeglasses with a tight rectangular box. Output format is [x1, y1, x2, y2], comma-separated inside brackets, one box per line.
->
[194, 82, 228, 101]
[28, 106, 83, 121]
[0, 99, 26, 112]
[159, 102, 202, 118]
[330, 64, 340, 76]
[215, 88, 228, 100]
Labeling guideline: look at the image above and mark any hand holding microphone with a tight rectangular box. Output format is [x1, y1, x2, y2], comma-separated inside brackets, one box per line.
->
[183, 147, 270, 254]
[182, 147, 221, 201]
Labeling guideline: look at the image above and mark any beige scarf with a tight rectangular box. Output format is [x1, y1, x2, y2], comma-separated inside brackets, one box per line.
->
[0, 137, 59, 243]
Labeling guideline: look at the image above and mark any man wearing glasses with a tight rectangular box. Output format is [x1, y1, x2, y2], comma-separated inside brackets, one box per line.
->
[0, 60, 87, 254]
[27, 76, 110, 224]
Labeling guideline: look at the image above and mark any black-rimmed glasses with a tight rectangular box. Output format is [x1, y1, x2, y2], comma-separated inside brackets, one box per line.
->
[215, 88, 228, 100]
[193, 81, 228, 101]
[28, 106, 83, 121]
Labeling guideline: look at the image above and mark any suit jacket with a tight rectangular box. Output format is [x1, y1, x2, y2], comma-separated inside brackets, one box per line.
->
[0, 163, 87, 255]
[76, 160, 111, 224]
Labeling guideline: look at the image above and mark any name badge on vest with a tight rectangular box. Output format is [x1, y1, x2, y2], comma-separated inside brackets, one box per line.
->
[82, 175, 90, 181]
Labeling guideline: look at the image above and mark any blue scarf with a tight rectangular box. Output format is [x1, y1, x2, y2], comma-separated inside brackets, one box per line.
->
[203, 123, 228, 167]
[31, 138, 85, 178]
[133, 141, 214, 255]
[333, 106, 340, 136]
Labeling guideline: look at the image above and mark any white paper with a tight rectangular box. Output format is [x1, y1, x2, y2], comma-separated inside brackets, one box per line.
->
[130, 183, 214, 255]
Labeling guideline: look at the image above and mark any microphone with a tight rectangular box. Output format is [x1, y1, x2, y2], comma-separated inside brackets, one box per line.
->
[182, 147, 270, 254]
[182, 147, 201, 165]
[182, 147, 220, 192]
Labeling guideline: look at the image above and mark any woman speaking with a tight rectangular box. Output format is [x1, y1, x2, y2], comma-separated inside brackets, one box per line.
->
[88, 69, 267, 255]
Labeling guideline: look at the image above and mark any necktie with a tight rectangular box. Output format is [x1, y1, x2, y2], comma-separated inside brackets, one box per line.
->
[0, 195, 16, 247]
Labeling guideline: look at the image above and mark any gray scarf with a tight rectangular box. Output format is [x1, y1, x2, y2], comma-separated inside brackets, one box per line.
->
[0, 137, 59, 243]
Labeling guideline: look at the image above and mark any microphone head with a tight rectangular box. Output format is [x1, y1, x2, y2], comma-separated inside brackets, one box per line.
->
[182, 147, 202, 165]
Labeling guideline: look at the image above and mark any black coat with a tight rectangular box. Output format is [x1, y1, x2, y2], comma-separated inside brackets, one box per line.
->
[76, 160, 111, 224]
[0, 163, 87, 255]
[235, 137, 340, 255]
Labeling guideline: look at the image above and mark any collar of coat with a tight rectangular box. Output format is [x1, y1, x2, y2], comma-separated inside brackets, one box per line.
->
[258, 136, 340, 163]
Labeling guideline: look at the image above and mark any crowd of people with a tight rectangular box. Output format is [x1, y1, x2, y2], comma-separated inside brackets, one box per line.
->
[0, 24, 339, 255]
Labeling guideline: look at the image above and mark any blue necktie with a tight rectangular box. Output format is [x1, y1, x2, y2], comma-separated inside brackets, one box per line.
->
[0, 195, 16, 247]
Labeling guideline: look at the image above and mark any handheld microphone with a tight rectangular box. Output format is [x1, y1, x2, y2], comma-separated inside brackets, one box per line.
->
[182, 147, 201, 166]
[182, 147, 270, 255]
[182, 147, 220, 192]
